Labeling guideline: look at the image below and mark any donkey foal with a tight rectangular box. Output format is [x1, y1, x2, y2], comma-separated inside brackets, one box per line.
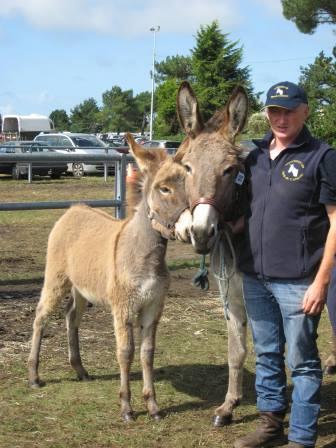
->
[28, 135, 187, 421]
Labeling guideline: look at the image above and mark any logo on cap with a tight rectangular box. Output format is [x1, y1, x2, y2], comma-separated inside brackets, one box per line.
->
[271, 86, 289, 99]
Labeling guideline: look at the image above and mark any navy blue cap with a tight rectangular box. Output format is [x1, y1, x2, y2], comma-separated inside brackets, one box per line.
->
[265, 81, 308, 110]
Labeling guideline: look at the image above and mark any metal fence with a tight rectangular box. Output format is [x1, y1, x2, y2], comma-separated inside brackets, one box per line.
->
[0, 151, 131, 219]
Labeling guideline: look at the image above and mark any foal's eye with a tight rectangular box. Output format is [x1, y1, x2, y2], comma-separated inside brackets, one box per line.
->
[159, 186, 171, 195]
[223, 166, 234, 176]
[183, 163, 192, 174]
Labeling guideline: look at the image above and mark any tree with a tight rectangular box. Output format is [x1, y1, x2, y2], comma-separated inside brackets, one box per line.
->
[49, 109, 71, 131]
[153, 21, 261, 137]
[134, 91, 151, 134]
[100, 86, 138, 133]
[154, 79, 181, 137]
[282, 0, 336, 34]
[299, 51, 336, 145]
[191, 21, 259, 121]
[246, 112, 270, 137]
[70, 98, 100, 133]
[155, 55, 193, 82]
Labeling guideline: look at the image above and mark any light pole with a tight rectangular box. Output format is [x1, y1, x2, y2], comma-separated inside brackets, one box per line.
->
[149, 26, 160, 140]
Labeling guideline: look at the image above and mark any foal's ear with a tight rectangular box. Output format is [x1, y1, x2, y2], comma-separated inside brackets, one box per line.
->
[126, 133, 166, 174]
[224, 86, 249, 140]
[176, 81, 204, 138]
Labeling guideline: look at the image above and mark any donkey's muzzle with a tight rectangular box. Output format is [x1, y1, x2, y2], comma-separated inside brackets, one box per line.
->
[190, 222, 217, 254]
[190, 202, 219, 254]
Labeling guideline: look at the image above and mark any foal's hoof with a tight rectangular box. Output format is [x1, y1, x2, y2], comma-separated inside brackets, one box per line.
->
[122, 412, 135, 423]
[324, 365, 336, 375]
[212, 414, 232, 427]
[151, 412, 162, 422]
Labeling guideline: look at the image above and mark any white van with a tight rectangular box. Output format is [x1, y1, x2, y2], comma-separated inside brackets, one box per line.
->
[34, 132, 119, 177]
[1, 114, 54, 140]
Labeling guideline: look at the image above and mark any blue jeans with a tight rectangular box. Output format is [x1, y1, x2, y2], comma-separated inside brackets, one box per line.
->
[243, 274, 322, 447]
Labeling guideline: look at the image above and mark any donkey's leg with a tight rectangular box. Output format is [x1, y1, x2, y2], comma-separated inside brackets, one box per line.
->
[65, 288, 89, 381]
[114, 316, 135, 421]
[139, 303, 164, 420]
[28, 282, 68, 388]
[214, 275, 247, 426]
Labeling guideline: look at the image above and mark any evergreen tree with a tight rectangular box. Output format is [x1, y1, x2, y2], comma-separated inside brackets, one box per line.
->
[134, 91, 151, 134]
[155, 55, 193, 82]
[191, 21, 258, 121]
[100, 86, 137, 133]
[154, 79, 181, 137]
[49, 109, 71, 131]
[282, 0, 336, 34]
[70, 98, 100, 133]
[299, 51, 336, 146]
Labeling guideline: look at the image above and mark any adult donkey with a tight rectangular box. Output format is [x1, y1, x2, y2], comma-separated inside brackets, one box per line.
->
[28, 134, 188, 422]
[174, 81, 249, 426]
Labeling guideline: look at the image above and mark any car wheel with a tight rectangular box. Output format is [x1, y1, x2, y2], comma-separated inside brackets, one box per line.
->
[72, 163, 84, 177]
[12, 165, 21, 180]
[50, 170, 61, 179]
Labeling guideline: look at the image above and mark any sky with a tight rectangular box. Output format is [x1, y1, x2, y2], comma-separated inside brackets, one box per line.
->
[0, 0, 334, 118]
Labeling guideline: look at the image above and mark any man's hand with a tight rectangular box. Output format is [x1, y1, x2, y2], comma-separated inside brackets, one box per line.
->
[302, 281, 327, 315]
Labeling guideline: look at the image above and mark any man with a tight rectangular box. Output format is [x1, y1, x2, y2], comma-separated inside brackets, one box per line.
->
[324, 266, 336, 374]
[235, 81, 336, 448]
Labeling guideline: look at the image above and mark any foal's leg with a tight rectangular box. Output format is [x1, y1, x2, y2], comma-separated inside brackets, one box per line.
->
[114, 315, 135, 421]
[214, 274, 247, 426]
[65, 288, 89, 381]
[28, 282, 68, 387]
[139, 303, 164, 420]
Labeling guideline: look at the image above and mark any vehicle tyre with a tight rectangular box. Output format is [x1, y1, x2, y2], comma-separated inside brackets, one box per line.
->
[72, 162, 84, 177]
[12, 165, 22, 180]
[50, 170, 61, 179]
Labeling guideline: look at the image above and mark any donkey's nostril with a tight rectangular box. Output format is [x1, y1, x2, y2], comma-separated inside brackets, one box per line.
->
[209, 225, 217, 238]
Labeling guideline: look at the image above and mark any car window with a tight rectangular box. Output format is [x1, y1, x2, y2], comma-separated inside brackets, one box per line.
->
[70, 136, 105, 148]
[165, 141, 179, 149]
[57, 136, 72, 148]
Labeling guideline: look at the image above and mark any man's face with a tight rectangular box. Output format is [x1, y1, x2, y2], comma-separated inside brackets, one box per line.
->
[266, 104, 309, 143]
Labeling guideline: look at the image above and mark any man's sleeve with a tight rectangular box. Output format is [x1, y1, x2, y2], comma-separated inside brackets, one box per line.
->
[319, 149, 336, 204]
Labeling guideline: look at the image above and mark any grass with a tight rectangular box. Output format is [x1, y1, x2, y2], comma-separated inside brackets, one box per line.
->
[0, 175, 336, 448]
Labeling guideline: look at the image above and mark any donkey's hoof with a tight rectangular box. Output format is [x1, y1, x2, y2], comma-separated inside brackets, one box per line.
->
[324, 365, 336, 375]
[29, 379, 45, 389]
[122, 412, 135, 423]
[78, 374, 90, 382]
[212, 414, 232, 427]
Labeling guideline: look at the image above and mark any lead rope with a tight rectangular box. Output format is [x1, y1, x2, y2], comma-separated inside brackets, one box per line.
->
[210, 227, 237, 320]
[192, 254, 209, 290]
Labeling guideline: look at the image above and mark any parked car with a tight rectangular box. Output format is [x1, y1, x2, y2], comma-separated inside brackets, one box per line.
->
[34, 132, 119, 177]
[0, 140, 68, 179]
[142, 140, 181, 155]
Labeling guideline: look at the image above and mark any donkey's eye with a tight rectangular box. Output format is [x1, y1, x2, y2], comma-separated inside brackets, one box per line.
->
[159, 186, 171, 195]
[183, 163, 192, 174]
[223, 167, 234, 176]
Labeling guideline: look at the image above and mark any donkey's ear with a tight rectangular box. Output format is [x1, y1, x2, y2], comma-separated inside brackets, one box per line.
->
[126, 133, 165, 174]
[176, 81, 204, 138]
[224, 86, 249, 140]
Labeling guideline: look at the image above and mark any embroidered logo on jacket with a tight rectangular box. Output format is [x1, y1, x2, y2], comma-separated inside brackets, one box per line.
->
[281, 160, 304, 181]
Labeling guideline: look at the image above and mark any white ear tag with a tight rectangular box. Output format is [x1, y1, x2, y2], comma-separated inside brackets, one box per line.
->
[235, 171, 245, 185]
